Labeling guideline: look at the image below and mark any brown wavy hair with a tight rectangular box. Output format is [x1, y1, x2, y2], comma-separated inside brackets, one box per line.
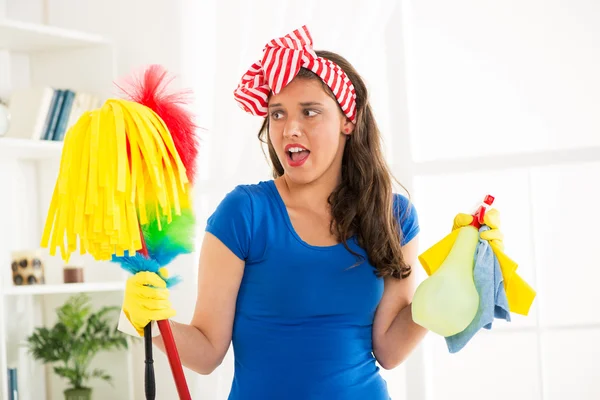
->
[258, 50, 411, 279]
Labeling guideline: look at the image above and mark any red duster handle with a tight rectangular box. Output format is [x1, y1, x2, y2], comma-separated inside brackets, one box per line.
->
[157, 320, 192, 400]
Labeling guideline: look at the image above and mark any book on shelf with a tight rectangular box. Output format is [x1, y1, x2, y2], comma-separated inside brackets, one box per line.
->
[7, 368, 17, 400]
[3, 86, 101, 142]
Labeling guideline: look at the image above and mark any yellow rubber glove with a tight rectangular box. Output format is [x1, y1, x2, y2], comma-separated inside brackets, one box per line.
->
[123, 267, 176, 336]
[453, 208, 504, 250]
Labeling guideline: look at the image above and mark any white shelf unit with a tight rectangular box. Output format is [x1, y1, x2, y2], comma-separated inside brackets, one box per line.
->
[0, 19, 135, 400]
[0, 137, 63, 159]
[3, 281, 125, 296]
[0, 19, 109, 51]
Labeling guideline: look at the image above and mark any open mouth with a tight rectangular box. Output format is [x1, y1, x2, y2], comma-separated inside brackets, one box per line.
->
[286, 147, 310, 166]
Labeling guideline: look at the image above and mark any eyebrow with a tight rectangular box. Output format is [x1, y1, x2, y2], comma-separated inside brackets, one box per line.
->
[268, 101, 324, 108]
[299, 102, 324, 107]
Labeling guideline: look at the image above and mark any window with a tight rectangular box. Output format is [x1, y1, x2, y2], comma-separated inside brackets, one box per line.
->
[400, 1, 600, 399]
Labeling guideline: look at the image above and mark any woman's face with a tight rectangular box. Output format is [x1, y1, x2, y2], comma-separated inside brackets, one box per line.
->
[268, 77, 354, 186]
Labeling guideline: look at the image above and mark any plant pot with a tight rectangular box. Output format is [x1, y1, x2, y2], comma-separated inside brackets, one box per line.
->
[64, 387, 92, 400]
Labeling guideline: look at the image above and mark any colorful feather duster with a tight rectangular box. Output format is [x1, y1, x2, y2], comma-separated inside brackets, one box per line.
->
[40, 65, 197, 400]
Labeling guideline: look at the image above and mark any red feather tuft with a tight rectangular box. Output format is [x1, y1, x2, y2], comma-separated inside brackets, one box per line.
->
[116, 65, 199, 183]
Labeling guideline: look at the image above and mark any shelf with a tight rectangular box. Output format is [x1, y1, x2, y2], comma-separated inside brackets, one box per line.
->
[0, 19, 110, 52]
[3, 281, 124, 296]
[0, 137, 63, 160]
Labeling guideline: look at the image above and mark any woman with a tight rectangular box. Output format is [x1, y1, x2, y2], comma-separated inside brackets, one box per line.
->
[121, 26, 481, 399]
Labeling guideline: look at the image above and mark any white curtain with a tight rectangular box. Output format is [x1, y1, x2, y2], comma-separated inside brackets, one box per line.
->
[178, 0, 415, 398]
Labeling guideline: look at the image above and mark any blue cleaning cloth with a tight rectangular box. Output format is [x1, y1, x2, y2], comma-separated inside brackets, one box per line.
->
[445, 226, 511, 353]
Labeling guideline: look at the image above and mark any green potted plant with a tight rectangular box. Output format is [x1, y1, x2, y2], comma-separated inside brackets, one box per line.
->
[26, 293, 128, 400]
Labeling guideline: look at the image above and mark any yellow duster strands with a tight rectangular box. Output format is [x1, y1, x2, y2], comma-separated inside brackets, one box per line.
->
[40, 99, 190, 262]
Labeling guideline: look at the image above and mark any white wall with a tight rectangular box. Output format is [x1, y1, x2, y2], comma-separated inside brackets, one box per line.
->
[404, 0, 600, 162]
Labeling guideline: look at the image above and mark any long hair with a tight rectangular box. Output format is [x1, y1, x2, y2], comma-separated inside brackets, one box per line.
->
[257, 50, 411, 279]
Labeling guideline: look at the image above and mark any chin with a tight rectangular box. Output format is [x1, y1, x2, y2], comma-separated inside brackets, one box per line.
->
[280, 154, 340, 186]
[283, 169, 319, 185]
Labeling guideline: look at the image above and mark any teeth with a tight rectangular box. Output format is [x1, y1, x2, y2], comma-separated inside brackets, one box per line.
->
[288, 147, 307, 153]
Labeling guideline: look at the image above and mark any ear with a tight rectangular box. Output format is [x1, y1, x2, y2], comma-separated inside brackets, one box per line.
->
[342, 119, 355, 136]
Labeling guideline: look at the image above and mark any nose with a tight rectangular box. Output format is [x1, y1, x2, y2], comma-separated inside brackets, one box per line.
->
[283, 118, 303, 139]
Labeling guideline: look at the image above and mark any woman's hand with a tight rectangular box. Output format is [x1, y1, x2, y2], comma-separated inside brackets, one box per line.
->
[453, 208, 504, 250]
[123, 268, 176, 336]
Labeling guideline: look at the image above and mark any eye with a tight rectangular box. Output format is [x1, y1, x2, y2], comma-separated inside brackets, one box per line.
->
[303, 109, 318, 117]
[270, 110, 284, 120]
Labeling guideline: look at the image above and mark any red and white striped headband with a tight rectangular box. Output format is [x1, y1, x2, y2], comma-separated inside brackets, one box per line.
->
[233, 25, 357, 123]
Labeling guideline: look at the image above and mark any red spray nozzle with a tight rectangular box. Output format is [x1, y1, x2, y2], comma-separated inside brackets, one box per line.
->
[470, 194, 495, 229]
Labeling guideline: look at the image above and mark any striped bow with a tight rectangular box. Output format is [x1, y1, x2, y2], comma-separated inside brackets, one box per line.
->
[234, 25, 357, 123]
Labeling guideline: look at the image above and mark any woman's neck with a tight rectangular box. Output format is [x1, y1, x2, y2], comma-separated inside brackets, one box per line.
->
[278, 174, 340, 212]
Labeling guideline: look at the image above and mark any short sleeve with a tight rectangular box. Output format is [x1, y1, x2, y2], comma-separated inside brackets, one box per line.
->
[205, 185, 253, 260]
[393, 193, 420, 246]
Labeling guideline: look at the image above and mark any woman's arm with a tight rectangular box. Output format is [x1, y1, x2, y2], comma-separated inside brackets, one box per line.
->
[372, 236, 428, 369]
[152, 232, 245, 375]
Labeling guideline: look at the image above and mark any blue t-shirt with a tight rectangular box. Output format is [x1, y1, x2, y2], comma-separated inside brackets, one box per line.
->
[205, 180, 419, 400]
